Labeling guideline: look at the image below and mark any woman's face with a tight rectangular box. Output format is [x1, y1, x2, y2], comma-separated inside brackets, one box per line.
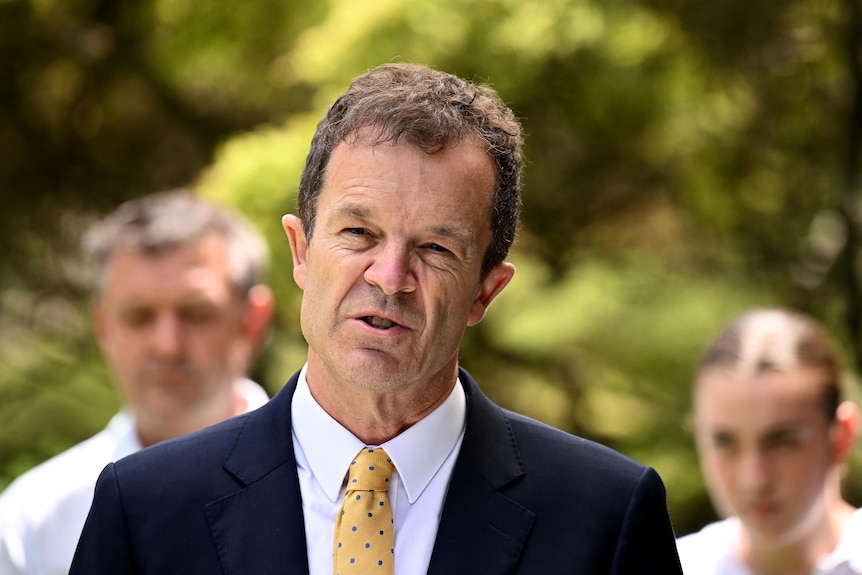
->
[694, 367, 838, 545]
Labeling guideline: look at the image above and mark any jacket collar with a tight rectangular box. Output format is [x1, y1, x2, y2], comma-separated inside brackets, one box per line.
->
[427, 367, 535, 575]
[206, 371, 309, 575]
[206, 368, 534, 575]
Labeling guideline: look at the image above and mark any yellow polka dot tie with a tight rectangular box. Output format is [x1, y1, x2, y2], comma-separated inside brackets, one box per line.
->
[333, 447, 395, 575]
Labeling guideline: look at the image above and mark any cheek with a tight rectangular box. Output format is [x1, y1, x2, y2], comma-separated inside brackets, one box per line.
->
[101, 329, 140, 366]
[298, 280, 335, 344]
[701, 455, 743, 515]
[701, 452, 738, 492]
[197, 325, 244, 355]
[425, 292, 469, 334]
[782, 449, 830, 490]
[303, 256, 345, 304]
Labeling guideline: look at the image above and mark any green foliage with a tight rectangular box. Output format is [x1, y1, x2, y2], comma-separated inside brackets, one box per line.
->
[2, 0, 861, 539]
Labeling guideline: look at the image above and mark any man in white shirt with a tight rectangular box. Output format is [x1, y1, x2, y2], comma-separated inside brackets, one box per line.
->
[0, 190, 275, 575]
[70, 63, 682, 574]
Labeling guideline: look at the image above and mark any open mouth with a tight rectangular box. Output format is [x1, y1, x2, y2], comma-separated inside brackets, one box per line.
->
[362, 316, 397, 329]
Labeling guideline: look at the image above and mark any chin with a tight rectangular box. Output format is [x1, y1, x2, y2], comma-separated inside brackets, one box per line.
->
[744, 518, 797, 545]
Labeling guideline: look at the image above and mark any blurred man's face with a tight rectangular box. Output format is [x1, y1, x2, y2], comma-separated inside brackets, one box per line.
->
[93, 235, 255, 445]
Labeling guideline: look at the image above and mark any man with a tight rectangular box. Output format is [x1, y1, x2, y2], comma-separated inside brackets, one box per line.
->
[70, 63, 682, 574]
[0, 190, 275, 575]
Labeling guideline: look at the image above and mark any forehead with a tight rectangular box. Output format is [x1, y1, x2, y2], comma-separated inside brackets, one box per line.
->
[100, 236, 235, 301]
[694, 368, 827, 432]
[320, 139, 496, 217]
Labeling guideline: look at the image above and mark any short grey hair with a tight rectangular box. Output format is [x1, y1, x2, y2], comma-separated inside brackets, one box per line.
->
[82, 189, 268, 295]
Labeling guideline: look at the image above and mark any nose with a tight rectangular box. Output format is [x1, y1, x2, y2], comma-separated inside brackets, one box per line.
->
[152, 313, 184, 358]
[363, 244, 416, 295]
[738, 449, 773, 495]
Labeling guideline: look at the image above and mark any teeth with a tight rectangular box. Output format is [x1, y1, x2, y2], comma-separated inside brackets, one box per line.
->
[365, 316, 395, 329]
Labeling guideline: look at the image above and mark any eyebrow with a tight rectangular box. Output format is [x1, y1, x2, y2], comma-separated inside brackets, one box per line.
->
[329, 204, 371, 222]
[329, 204, 476, 250]
[428, 223, 474, 248]
[705, 421, 812, 440]
[762, 424, 811, 440]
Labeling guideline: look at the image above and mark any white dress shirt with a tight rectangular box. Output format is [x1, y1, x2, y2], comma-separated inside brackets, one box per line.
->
[0, 378, 269, 575]
[291, 365, 467, 575]
[676, 510, 862, 574]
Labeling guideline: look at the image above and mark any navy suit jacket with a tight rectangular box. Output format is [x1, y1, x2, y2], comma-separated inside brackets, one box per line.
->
[70, 368, 682, 574]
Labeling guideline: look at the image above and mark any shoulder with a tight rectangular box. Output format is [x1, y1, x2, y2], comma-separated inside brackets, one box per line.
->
[0, 419, 125, 517]
[109, 377, 296, 491]
[0, 419, 126, 566]
[501, 408, 670, 521]
[676, 518, 740, 574]
[839, 508, 862, 570]
[112, 410, 251, 480]
[86, 412, 258, 527]
[457, 376, 682, 572]
[460, 368, 657, 495]
[506, 408, 645, 474]
[461, 369, 645, 471]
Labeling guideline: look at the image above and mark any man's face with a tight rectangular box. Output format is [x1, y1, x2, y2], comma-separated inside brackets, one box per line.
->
[93, 235, 254, 442]
[694, 368, 837, 545]
[284, 139, 514, 396]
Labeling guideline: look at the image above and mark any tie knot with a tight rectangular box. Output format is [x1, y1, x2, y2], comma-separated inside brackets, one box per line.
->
[347, 447, 394, 493]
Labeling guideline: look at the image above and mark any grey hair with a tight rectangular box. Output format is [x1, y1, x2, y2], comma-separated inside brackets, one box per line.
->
[82, 189, 268, 295]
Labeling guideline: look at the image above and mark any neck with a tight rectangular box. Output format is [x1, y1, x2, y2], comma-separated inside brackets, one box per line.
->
[739, 497, 854, 575]
[305, 362, 458, 445]
[135, 378, 248, 447]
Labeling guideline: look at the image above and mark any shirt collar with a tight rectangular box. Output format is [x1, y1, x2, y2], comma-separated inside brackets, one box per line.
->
[291, 364, 466, 504]
[108, 410, 144, 461]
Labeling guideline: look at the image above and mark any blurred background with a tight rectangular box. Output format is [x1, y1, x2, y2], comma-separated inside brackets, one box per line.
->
[1, 0, 861, 537]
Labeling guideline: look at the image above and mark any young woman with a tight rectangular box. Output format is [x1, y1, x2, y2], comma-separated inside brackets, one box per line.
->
[677, 308, 861, 575]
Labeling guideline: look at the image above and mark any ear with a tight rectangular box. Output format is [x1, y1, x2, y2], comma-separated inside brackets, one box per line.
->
[467, 262, 515, 327]
[241, 284, 275, 352]
[282, 214, 308, 290]
[830, 400, 859, 466]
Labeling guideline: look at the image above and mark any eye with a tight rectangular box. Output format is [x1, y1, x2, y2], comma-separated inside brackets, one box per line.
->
[120, 308, 155, 328]
[346, 227, 367, 236]
[424, 242, 451, 254]
[711, 433, 737, 453]
[764, 431, 802, 450]
[179, 305, 219, 325]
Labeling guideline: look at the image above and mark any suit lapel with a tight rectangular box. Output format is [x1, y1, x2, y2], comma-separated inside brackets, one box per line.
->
[201, 370, 534, 575]
[427, 370, 535, 575]
[205, 374, 311, 575]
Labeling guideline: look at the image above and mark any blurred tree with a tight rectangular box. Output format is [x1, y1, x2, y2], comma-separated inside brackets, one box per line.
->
[1, 0, 860, 539]
[0, 0, 323, 485]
